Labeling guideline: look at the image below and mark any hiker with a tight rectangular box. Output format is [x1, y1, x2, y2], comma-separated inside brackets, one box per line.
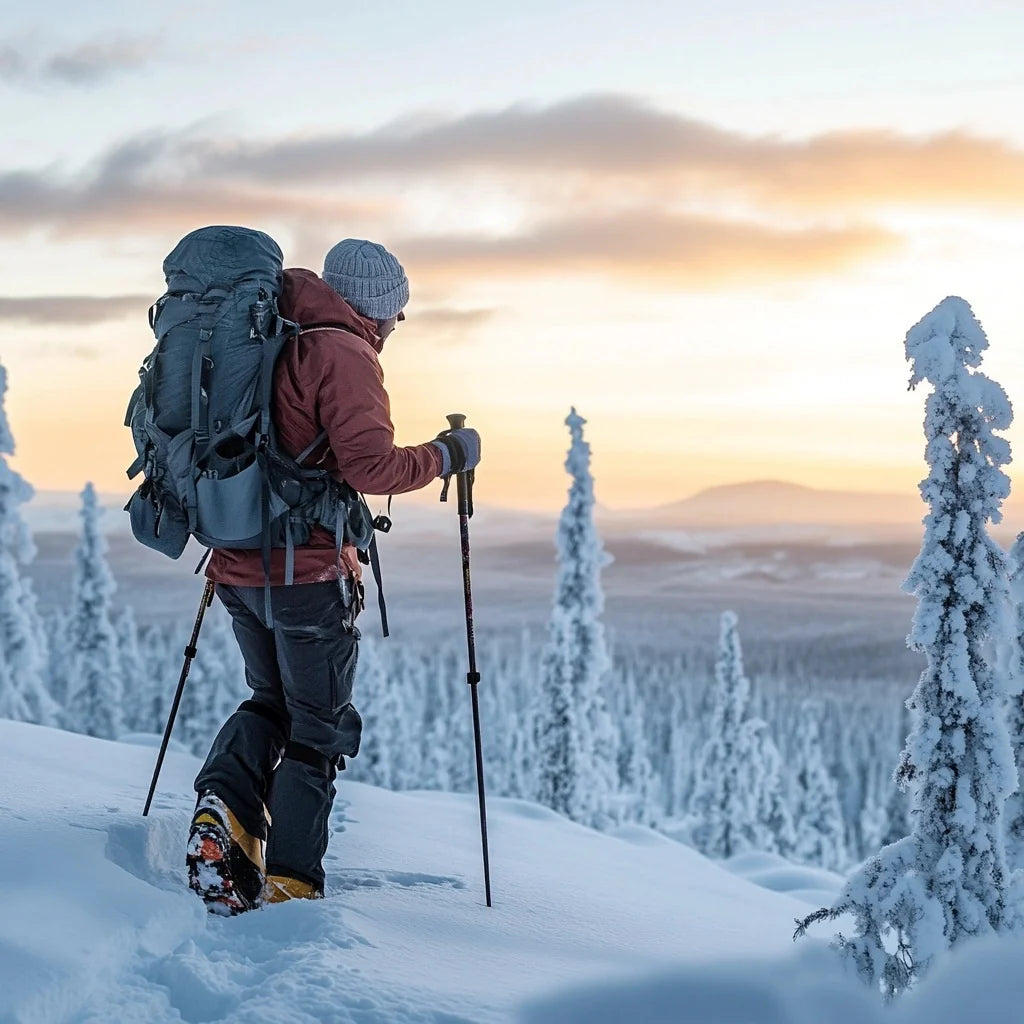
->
[186, 239, 482, 912]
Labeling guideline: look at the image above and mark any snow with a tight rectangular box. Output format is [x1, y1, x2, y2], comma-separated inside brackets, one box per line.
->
[524, 934, 1024, 1024]
[3, 719, 1024, 1021]
[1, 719, 813, 1024]
[724, 851, 845, 909]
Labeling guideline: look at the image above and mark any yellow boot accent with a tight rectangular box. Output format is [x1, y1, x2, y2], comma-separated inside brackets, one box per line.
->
[263, 874, 323, 903]
[221, 801, 265, 873]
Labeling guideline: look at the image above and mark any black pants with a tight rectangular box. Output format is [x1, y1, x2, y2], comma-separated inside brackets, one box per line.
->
[194, 581, 362, 890]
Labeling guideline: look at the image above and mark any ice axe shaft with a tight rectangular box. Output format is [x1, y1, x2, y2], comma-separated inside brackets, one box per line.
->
[444, 412, 492, 907]
[142, 578, 215, 816]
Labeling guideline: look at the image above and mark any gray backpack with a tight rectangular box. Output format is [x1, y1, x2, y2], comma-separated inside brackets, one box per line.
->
[125, 225, 380, 623]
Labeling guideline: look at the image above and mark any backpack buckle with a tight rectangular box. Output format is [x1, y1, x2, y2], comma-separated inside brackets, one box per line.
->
[372, 515, 392, 534]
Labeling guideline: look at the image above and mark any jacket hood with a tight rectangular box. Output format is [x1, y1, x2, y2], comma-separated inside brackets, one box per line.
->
[280, 268, 383, 351]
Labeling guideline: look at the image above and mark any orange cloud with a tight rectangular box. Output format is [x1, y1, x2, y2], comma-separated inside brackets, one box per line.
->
[397, 211, 898, 287]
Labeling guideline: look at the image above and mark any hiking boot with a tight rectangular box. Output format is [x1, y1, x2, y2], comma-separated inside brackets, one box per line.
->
[186, 792, 265, 915]
[263, 874, 324, 904]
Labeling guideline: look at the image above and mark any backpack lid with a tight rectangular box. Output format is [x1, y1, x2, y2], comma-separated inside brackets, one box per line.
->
[162, 225, 283, 293]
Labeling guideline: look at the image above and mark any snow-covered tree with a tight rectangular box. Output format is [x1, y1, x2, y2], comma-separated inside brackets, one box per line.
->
[879, 704, 912, 849]
[689, 611, 778, 857]
[116, 606, 148, 733]
[500, 629, 539, 800]
[749, 718, 796, 857]
[177, 604, 246, 756]
[64, 483, 123, 739]
[420, 646, 457, 791]
[797, 296, 1019, 997]
[535, 409, 619, 829]
[131, 621, 173, 735]
[350, 636, 409, 790]
[616, 669, 661, 826]
[1003, 532, 1024, 870]
[791, 702, 847, 870]
[391, 645, 428, 790]
[0, 363, 56, 725]
[666, 683, 696, 819]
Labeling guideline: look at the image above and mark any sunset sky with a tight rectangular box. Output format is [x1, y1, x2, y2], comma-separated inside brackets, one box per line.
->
[1, 0, 1022, 511]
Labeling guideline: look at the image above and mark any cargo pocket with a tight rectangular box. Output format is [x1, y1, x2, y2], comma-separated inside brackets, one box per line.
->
[336, 703, 363, 759]
[328, 637, 359, 711]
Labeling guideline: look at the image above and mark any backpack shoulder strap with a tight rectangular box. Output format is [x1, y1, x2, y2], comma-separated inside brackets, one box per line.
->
[298, 322, 360, 337]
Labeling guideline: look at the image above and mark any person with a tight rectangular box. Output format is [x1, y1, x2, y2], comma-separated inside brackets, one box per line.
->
[186, 239, 481, 913]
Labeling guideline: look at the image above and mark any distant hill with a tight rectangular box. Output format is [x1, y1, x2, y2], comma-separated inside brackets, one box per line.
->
[647, 480, 926, 527]
[629, 479, 1024, 530]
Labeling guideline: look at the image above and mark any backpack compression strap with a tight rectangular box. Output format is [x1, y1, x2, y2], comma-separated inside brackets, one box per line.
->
[281, 428, 331, 590]
[367, 533, 389, 639]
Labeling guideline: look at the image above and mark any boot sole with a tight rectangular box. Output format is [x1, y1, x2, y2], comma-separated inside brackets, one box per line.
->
[186, 816, 261, 915]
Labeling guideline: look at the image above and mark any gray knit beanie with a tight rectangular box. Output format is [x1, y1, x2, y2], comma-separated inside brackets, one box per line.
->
[322, 239, 409, 320]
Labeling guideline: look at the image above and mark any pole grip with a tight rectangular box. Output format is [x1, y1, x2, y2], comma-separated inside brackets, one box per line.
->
[444, 413, 473, 517]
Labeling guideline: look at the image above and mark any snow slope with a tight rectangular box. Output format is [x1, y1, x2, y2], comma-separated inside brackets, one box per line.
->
[4, 721, 1024, 1022]
[1, 720, 815, 1023]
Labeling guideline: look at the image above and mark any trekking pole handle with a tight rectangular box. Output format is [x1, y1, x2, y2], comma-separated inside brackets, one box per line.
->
[445, 413, 473, 518]
[438, 413, 466, 505]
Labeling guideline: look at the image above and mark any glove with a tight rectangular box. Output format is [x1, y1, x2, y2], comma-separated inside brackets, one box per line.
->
[432, 427, 481, 476]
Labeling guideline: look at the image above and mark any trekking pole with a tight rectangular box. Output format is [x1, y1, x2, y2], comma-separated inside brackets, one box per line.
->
[441, 412, 492, 907]
[142, 578, 216, 816]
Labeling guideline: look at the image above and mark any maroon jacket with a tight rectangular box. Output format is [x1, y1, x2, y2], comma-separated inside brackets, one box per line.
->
[207, 269, 442, 586]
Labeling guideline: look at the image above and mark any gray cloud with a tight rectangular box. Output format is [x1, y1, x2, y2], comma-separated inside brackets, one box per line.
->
[191, 95, 1024, 208]
[0, 44, 27, 81]
[194, 95, 696, 181]
[0, 295, 150, 326]
[45, 36, 154, 84]
[0, 34, 158, 87]
[0, 162, 374, 240]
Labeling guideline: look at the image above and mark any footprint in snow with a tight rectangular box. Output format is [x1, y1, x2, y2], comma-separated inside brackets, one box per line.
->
[329, 868, 467, 892]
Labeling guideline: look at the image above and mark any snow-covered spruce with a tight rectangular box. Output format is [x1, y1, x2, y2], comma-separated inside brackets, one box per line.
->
[177, 605, 246, 756]
[614, 667, 662, 826]
[796, 296, 1019, 997]
[0, 362, 56, 725]
[791, 701, 847, 870]
[534, 408, 620, 829]
[689, 610, 788, 857]
[347, 636, 407, 790]
[64, 482, 124, 739]
[1003, 532, 1024, 871]
[749, 717, 796, 858]
[116, 606, 148, 734]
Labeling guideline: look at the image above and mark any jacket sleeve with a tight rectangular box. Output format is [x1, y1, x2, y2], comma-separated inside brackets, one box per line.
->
[316, 334, 443, 495]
